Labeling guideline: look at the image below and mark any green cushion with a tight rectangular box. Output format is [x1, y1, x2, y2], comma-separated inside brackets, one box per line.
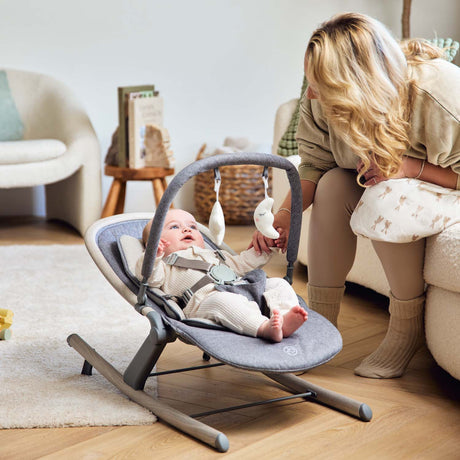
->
[0, 71, 24, 141]
[277, 76, 307, 157]
[428, 37, 459, 62]
[277, 38, 459, 158]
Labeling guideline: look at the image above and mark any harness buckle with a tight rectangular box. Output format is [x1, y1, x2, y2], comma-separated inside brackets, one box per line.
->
[165, 253, 178, 265]
[182, 288, 194, 305]
[208, 264, 238, 285]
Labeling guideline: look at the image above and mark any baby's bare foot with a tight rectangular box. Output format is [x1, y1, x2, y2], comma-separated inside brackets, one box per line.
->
[257, 309, 283, 342]
[282, 306, 308, 337]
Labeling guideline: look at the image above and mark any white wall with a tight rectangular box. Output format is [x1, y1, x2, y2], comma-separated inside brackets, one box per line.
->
[1, 0, 459, 216]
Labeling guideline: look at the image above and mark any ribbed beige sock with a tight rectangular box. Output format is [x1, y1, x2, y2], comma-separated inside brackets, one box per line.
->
[307, 284, 345, 328]
[354, 293, 425, 379]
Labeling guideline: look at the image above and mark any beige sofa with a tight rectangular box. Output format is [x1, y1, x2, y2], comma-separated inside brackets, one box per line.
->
[272, 99, 460, 380]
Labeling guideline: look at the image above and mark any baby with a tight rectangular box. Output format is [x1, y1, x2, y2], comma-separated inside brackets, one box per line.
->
[137, 209, 308, 342]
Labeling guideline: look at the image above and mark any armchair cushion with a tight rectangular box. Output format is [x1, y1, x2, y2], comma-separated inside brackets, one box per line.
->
[0, 71, 23, 141]
[0, 139, 66, 165]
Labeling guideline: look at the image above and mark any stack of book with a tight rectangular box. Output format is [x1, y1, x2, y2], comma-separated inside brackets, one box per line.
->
[117, 84, 175, 169]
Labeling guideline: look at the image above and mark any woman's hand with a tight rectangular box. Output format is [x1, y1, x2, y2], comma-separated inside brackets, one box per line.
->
[357, 157, 424, 186]
[248, 230, 276, 255]
[273, 225, 290, 253]
[356, 159, 387, 186]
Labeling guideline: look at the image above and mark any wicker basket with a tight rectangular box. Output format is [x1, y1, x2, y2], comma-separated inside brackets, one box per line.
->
[194, 145, 272, 225]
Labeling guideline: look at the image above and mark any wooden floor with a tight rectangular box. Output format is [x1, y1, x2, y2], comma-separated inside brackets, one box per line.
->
[1, 217, 459, 459]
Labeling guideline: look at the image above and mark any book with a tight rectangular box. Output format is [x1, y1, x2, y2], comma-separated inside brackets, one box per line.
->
[117, 84, 155, 167]
[128, 95, 164, 169]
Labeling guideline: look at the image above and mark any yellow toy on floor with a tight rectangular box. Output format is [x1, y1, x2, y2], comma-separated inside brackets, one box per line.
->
[0, 309, 13, 340]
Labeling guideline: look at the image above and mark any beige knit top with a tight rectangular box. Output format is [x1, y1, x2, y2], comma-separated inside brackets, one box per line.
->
[135, 246, 272, 318]
[296, 58, 460, 189]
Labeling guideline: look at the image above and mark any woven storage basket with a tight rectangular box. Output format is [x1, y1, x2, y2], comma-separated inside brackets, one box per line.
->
[194, 145, 272, 225]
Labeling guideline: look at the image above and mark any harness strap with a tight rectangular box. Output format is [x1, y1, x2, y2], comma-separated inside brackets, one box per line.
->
[182, 275, 215, 306]
[164, 251, 239, 308]
[164, 253, 213, 272]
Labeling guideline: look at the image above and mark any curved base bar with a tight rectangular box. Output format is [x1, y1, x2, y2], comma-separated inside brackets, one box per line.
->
[264, 372, 373, 422]
[67, 334, 229, 452]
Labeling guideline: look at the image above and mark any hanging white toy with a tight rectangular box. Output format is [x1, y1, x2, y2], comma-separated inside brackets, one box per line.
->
[253, 168, 280, 240]
[208, 169, 226, 246]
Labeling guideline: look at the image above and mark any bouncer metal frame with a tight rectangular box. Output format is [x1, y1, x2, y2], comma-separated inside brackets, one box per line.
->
[67, 153, 372, 453]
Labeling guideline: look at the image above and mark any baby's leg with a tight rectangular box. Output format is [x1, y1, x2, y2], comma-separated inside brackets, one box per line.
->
[198, 291, 284, 342]
[256, 309, 283, 342]
[264, 278, 308, 336]
[197, 291, 266, 337]
[264, 278, 300, 310]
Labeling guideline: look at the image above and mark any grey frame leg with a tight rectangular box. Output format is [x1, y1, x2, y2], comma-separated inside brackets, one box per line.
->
[124, 309, 177, 390]
[264, 372, 372, 422]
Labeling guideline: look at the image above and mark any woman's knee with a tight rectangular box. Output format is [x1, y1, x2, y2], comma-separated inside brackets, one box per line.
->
[314, 168, 363, 215]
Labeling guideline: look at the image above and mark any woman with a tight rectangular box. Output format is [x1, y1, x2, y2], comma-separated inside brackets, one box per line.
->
[251, 12, 460, 378]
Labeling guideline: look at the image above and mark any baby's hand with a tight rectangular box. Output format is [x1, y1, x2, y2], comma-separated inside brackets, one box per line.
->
[157, 238, 170, 257]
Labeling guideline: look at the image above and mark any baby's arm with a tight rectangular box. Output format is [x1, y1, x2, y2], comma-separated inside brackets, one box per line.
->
[156, 238, 170, 257]
[135, 250, 167, 288]
[224, 247, 275, 275]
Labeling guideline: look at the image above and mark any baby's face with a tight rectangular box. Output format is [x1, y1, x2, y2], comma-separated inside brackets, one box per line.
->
[161, 209, 205, 256]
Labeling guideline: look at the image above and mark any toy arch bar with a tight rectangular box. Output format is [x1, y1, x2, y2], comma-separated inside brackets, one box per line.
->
[140, 152, 303, 290]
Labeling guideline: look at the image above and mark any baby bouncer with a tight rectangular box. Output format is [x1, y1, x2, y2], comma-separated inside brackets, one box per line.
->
[67, 153, 372, 452]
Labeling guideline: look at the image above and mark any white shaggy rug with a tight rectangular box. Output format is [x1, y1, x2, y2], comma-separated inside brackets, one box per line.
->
[0, 245, 157, 429]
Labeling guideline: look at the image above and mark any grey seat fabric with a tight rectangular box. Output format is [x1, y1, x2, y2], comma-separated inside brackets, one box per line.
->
[95, 218, 343, 373]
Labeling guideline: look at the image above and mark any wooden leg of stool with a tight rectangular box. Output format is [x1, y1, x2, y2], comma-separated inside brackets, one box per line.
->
[160, 178, 173, 208]
[114, 181, 127, 215]
[152, 178, 166, 207]
[102, 179, 124, 218]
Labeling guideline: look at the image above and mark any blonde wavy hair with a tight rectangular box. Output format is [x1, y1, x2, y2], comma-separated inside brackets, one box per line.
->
[305, 13, 444, 185]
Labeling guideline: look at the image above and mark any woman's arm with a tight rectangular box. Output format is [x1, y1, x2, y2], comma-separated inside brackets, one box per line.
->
[225, 248, 272, 275]
[277, 179, 317, 214]
[358, 157, 459, 189]
[404, 157, 458, 189]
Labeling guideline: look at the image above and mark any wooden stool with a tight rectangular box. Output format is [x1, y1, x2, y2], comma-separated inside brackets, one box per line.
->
[101, 165, 175, 218]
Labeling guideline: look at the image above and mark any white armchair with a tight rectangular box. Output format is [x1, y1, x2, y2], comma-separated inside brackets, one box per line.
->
[0, 68, 101, 235]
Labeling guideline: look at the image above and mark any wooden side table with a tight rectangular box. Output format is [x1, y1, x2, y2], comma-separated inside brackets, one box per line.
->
[101, 165, 175, 218]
